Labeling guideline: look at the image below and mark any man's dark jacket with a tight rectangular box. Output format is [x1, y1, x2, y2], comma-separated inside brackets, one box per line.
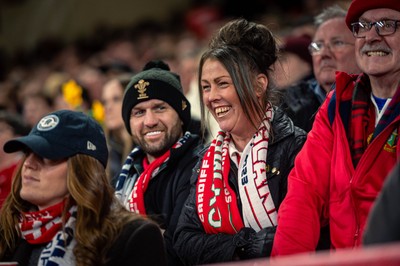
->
[115, 133, 203, 266]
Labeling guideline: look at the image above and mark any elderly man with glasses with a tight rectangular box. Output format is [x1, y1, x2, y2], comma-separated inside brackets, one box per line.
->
[281, 5, 361, 132]
[273, 0, 400, 256]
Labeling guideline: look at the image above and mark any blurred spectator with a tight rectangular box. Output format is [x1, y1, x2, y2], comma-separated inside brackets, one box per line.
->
[274, 34, 314, 89]
[363, 162, 400, 245]
[175, 34, 202, 96]
[101, 76, 133, 185]
[311, 4, 361, 92]
[54, 79, 92, 112]
[174, 33, 217, 142]
[75, 64, 107, 101]
[16, 77, 44, 108]
[0, 111, 30, 208]
[54, 79, 104, 125]
[21, 92, 54, 128]
[42, 71, 70, 100]
[281, 5, 361, 132]
[184, 5, 223, 41]
[100, 33, 138, 75]
[0, 81, 19, 113]
[99, 62, 134, 78]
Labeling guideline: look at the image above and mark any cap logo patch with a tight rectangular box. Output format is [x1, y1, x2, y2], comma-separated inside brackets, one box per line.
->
[135, 79, 149, 100]
[37, 115, 59, 131]
[182, 100, 187, 111]
[87, 141, 97, 151]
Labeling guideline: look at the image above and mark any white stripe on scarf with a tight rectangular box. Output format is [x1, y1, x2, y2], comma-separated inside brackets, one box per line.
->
[38, 206, 77, 266]
[238, 106, 277, 231]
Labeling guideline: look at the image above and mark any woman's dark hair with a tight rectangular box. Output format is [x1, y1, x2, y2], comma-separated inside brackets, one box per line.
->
[198, 18, 281, 136]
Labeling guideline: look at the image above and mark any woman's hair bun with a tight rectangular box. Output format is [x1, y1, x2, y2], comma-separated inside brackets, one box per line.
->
[142, 60, 170, 71]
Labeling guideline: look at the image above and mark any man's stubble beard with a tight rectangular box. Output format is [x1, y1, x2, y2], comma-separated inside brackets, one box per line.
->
[132, 122, 183, 158]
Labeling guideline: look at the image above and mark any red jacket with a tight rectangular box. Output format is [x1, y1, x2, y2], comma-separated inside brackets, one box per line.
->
[272, 72, 400, 255]
[0, 162, 19, 208]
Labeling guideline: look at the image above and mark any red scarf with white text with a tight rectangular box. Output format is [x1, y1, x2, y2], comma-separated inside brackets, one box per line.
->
[196, 132, 244, 234]
[19, 201, 77, 265]
[197, 105, 277, 234]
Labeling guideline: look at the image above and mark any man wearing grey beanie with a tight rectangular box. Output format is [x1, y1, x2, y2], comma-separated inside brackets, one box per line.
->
[115, 60, 203, 266]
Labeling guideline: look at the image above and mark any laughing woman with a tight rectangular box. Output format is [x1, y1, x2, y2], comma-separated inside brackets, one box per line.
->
[0, 110, 166, 266]
[173, 19, 307, 265]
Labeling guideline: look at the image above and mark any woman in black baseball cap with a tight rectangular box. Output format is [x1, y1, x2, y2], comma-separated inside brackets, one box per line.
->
[0, 110, 166, 266]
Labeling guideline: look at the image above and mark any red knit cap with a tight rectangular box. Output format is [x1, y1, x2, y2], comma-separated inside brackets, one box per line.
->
[346, 0, 400, 29]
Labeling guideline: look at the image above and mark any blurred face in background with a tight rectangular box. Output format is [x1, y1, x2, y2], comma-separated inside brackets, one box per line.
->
[101, 79, 125, 131]
[273, 52, 313, 89]
[23, 96, 53, 128]
[311, 17, 361, 92]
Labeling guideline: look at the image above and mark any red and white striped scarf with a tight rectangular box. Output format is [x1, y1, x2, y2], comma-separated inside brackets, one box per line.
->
[196, 105, 277, 234]
[19, 201, 77, 265]
[19, 200, 69, 244]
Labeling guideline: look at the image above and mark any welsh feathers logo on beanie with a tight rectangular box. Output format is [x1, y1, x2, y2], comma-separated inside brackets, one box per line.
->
[121, 60, 191, 134]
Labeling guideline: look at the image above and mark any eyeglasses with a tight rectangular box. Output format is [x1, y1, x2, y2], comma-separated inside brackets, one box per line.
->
[351, 20, 399, 38]
[308, 40, 354, 56]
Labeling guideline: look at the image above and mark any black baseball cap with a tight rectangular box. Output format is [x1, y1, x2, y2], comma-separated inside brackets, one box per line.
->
[3, 110, 108, 168]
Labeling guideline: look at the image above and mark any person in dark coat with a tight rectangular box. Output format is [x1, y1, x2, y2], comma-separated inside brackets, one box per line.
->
[115, 60, 203, 266]
[363, 162, 400, 245]
[281, 5, 361, 132]
[173, 18, 306, 265]
[0, 110, 167, 266]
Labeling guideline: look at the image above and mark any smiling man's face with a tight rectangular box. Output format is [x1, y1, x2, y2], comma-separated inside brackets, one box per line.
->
[129, 99, 183, 162]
